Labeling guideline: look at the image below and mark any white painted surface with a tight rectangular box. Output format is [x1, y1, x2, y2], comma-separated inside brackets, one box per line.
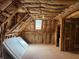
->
[3, 37, 29, 59]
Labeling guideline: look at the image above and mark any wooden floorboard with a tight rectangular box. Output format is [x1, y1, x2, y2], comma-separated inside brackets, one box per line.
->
[22, 44, 79, 59]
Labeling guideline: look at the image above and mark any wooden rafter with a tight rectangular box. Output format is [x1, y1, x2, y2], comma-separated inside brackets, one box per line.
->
[6, 13, 30, 34]
[54, 3, 79, 20]
[21, 2, 70, 7]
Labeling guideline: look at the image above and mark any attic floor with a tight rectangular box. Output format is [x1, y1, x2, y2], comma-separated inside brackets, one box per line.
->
[22, 44, 79, 59]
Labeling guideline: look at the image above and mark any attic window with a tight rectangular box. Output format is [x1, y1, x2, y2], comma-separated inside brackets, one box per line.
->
[35, 20, 42, 30]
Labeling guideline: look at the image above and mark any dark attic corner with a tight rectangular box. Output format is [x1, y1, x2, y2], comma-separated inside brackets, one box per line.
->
[0, 0, 79, 59]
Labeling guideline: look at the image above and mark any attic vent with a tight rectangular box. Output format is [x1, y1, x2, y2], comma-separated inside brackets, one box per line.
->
[35, 20, 42, 30]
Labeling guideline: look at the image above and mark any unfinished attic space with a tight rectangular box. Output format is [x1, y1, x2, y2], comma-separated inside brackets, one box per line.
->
[0, 0, 79, 59]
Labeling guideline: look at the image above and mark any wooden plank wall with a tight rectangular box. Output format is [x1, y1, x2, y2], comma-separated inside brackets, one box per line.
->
[62, 18, 79, 51]
[20, 20, 54, 44]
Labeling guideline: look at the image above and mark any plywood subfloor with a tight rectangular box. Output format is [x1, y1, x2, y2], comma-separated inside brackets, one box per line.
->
[22, 44, 79, 59]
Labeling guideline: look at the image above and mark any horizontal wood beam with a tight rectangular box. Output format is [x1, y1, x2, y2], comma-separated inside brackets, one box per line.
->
[29, 12, 60, 14]
[54, 3, 79, 20]
[24, 7, 65, 10]
[29, 10, 62, 14]
[21, 2, 69, 7]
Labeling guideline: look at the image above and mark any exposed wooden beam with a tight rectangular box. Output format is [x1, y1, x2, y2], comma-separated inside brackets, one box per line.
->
[41, 9, 63, 13]
[6, 13, 30, 34]
[22, 3, 68, 10]
[9, 17, 32, 35]
[21, 2, 69, 7]
[29, 10, 62, 14]
[30, 13, 58, 15]
[54, 3, 79, 20]
[0, 9, 18, 27]
[24, 7, 65, 10]
[0, 0, 12, 11]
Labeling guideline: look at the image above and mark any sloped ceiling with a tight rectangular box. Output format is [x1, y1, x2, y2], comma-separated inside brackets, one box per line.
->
[67, 10, 79, 18]
[0, 0, 78, 21]
[19, 0, 78, 20]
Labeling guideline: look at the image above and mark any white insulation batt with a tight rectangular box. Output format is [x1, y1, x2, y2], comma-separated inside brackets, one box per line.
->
[3, 36, 29, 59]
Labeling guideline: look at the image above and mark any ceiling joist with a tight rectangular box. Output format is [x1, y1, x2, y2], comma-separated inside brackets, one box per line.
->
[24, 7, 65, 11]
[22, 3, 68, 6]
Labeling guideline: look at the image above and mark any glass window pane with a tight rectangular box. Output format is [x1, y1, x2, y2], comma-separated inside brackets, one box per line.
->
[35, 20, 42, 30]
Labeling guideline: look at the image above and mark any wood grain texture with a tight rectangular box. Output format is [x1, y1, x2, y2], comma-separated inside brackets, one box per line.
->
[22, 44, 79, 59]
